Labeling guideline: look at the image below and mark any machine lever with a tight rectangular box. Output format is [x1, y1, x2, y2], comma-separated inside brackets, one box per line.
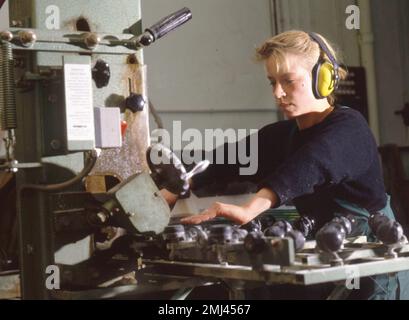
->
[140, 7, 192, 46]
[184, 160, 210, 181]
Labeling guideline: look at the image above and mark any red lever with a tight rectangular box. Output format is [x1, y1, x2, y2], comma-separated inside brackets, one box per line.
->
[121, 120, 128, 137]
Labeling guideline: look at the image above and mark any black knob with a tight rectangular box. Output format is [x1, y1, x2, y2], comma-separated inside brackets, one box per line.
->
[376, 220, 404, 245]
[369, 213, 390, 234]
[293, 216, 315, 238]
[264, 220, 292, 237]
[125, 93, 145, 112]
[316, 222, 345, 252]
[241, 220, 262, 233]
[92, 59, 111, 88]
[369, 213, 404, 245]
[332, 216, 352, 235]
[286, 230, 306, 251]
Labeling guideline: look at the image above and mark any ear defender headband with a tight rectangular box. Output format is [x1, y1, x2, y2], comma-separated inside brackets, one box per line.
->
[309, 32, 340, 99]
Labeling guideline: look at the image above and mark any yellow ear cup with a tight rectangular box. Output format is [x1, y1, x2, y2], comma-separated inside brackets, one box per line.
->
[317, 61, 335, 97]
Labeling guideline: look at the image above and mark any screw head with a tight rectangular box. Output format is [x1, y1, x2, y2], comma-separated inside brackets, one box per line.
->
[18, 30, 37, 47]
[0, 31, 13, 42]
[84, 32, 100, 49]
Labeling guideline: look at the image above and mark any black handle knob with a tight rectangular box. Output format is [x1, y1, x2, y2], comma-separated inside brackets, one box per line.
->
[369, 213, 404, 245]
[292, 216, 316, 238]
[141, 7, 192, 46]
[286, 230, 306, 252]
[315, 215, 355, 253]
[316, 222, 346, 252]
[264, 220, 293, 238]
[92, 59, 110, 88]
[125, 93, 145, 112]
[262, 220, 305, 251]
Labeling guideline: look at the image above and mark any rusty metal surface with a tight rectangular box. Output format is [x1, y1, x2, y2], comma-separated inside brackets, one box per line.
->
[91, 63, 149, 180]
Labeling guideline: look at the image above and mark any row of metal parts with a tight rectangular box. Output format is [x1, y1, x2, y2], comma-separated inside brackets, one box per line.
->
[159, 212, 406, 255]
[162, 217, 309, 252]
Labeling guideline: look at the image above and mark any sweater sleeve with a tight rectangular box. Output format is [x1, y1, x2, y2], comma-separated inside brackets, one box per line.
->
[259, 111, 379, 207]
[191, 121, 293, 190]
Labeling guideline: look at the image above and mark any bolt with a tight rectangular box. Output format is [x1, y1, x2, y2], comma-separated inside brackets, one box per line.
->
[18, 30, 37, 47]
[83, 32, 100, 49]
[0, 31, 13, 42]
[127, 54, 138, 64]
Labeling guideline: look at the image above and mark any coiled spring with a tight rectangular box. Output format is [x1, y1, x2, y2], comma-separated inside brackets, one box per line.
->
[0, 41, 17, 130]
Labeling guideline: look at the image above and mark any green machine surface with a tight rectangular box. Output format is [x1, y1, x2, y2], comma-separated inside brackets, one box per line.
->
[6, 0, 148, 299]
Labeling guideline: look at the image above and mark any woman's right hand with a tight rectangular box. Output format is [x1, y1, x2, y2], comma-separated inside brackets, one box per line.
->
[160, 188, 179, 206]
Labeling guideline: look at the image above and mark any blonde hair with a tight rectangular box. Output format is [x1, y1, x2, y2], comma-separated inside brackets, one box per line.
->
[256, 30, 347, 105]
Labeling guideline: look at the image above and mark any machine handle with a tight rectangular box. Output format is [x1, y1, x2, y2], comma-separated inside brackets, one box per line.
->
[185, 160, 210, 181]
[140, 7, 192, 45]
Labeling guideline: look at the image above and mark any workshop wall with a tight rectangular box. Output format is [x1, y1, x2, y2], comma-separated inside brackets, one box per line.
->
[142, 0, 409, 148]
[141, 0, 276, 147]
[372, 0, 409, 146]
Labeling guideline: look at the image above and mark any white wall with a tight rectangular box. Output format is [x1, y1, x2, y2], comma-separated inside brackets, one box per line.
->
[141, 0, 277, 144]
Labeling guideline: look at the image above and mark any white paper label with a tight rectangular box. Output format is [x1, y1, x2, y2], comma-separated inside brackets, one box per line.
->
[0, 0, 9, 30]
[64, 63, 94, 141]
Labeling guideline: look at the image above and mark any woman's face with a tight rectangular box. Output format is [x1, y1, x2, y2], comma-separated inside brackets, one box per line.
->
[265, 53, 321, 119]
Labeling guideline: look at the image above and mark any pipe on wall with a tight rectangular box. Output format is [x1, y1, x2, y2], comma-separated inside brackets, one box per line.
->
[357, 0, 380, 143]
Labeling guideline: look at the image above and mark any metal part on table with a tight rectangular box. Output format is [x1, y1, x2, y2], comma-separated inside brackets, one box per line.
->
[143, 239, 409, 286]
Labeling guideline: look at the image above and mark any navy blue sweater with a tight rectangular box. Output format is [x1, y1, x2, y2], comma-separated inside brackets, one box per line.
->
[192, 106, 387, 227]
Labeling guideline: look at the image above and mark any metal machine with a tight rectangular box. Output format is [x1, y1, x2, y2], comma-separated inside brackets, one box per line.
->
[0, 0, 193, 299]
[1, 0, 409, 300]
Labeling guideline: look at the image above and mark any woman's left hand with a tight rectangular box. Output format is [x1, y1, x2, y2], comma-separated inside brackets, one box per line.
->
[180, 202, 250, 225]
[180, 188, 278, 225]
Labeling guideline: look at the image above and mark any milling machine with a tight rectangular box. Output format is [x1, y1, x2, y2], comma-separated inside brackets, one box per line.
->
[1, 0, 409, 301]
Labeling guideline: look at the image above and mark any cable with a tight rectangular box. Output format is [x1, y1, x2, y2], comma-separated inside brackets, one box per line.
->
[148, 99, 164, 129]
[19, 149, 99, 193]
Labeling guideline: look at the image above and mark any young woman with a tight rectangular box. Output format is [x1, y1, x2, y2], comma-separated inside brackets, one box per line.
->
[181, 30, 386, 230]
[160, 30, 407, 299]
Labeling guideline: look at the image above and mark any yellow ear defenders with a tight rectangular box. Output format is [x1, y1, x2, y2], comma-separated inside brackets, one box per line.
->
[309, 32, 340, 99]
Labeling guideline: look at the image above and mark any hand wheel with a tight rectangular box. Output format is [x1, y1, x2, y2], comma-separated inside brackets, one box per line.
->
[146, 143, 209, 195]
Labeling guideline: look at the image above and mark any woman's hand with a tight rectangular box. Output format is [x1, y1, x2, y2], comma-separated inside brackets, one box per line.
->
[181, 188, 278, 225]
[181, 202, 250, 225]
[160, 188, 179, 206]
